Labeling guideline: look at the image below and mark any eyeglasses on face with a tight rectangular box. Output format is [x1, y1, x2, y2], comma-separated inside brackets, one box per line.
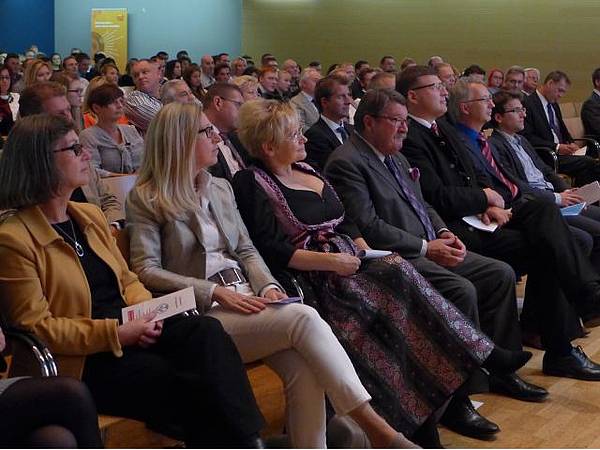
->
[221, 97, 244, 108]
[411, 82, 445, 91]
[198, 124, 216, 139]
[288, 127, 305, 142]
[460, 95, 493, 104]
[53, 142, 84, 156]
[502, 106, 526, 114]
[373, 115, 408, 127]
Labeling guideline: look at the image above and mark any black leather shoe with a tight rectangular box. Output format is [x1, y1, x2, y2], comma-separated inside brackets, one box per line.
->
[543, 346, 600, 381]
[440, 397, 499, 440]
[489, 373, 549, 402]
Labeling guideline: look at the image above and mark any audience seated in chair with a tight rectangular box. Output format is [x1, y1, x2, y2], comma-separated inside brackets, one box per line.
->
[580, 67, 600, 139]
[203, 83, 251, 182]
[395, 68, 600, 382]
[123, 59, 162, 135]
[289, 68, 322, 133]
[488, 90, 600, 271]
[0, 114, 266, 448]
[521, 70, 600, 187]
[19, 81, 122, 225]
[304, 75, 354, 171]
[125, 101, 419, 449]
[80, 84, 144, 177]
[232, 99, 537, 447]
[324, 87, 546, 440]
[0, 326, 103, 448]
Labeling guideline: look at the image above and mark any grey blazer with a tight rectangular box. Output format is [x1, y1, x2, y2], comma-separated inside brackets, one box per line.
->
[126, 174, 281, 312]
[290, 91, 319, 132]
[324, 133, 447, 259]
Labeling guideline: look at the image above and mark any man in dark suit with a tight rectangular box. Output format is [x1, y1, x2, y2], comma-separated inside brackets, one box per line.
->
[204, 83, 251, 182]
[325, 88, 541, 440]
[489, 90, 600, 270]
[304, 75, 354, 171]
[581, 67, 600, 138]
[396, 66, 600, 383]
[521, 70, 600, 186]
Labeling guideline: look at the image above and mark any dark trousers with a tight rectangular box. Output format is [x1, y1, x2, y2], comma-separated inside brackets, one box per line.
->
[567, 204, 600, 271]
[409, 251, 521, 351]
[558, 154, 600, 187]
[82, 315, 265, 448]
[451, 198, 600, 353]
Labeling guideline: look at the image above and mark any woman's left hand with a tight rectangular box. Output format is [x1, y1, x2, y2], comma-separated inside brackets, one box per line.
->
[262, 288, 288, 303]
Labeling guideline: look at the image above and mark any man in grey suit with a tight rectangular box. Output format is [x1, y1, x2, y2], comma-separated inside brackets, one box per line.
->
[581, 67, 600, 138]
[289, 68, 321, 132]
[324, 88, 533, 439]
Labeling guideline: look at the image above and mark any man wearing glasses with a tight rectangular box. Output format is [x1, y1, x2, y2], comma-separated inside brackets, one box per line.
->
[399, 67, 600, 388]
[203, 83, 250, 182]
[325, 86, 527, 440]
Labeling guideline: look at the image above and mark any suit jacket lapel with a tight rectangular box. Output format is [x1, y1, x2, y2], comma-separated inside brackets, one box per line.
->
[352, 135, 407, 200]
[318, 118, 343, 147]
[457, 131, 504, 184]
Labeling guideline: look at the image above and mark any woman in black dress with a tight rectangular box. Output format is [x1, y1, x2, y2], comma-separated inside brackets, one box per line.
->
[232, 99, 531, 446]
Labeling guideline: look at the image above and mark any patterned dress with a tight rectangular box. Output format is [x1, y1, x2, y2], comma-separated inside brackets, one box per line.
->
[233, 162, 494, 435]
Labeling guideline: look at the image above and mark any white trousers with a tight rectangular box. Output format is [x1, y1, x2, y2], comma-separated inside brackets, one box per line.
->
[206, 284, 370, 448]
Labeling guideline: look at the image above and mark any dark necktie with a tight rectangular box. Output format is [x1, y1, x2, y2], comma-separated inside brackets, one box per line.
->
[546, 103, 564, 143]
[476, 133, 519, 199]
[337, 126, 349, 142]
[219, 132, 246, 169]
[384, 155, 437, 241]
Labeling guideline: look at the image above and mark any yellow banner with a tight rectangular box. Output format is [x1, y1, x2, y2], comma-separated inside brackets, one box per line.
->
[91, 8, 128, 72]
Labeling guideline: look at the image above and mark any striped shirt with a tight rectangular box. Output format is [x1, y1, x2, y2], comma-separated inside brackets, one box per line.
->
[123, 90, 162, 135]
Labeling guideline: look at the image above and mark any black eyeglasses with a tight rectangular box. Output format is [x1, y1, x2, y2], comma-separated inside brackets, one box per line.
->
[198, 124, 216, 139]
[372, 115, 408, 127]
[411, 82, 445, 91]
[461, 96, 493, 104]
[221, 97, 244, 108]
[502, 106, 526, 114]
[53, 143, 84, 156]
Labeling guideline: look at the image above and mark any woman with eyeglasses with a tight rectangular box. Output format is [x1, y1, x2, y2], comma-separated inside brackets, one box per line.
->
[80, 83, 144, 177]
[0, 64, 18, 136]
[231, 99, 533, 447]
[0, 114, 267, 448]
[126, 101, 419, 448]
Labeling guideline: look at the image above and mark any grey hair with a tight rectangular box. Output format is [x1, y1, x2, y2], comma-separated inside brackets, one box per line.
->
[447, 79, 475, 122]
[300, 68, 320, 82]
[524, 67, 540, 78]
[160, 79, 189, 104]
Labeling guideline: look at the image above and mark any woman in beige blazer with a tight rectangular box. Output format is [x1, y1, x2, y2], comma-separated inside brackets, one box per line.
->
[0, 114, 266, 448]
[126, 102, 418, 449]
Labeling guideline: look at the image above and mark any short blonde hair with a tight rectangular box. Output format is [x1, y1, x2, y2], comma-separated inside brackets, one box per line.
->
[232, 75, 259, 90]
[134, 102, 203, 221]
[237, 99, 299, 159]
[24, 59, 52, 87]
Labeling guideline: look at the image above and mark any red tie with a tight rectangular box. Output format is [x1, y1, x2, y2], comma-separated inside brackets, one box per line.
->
[430, 122, 440, 137]
[477, 133, 518, 199]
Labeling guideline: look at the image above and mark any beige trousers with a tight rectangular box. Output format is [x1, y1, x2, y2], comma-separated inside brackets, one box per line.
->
[206, 284, 370, 448]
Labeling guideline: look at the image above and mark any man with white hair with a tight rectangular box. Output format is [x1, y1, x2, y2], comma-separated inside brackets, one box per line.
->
[290, 68, 322, 132]
[123, 59, 163, 135]
[160, 79, 198, 104]
[200, 54, 216, 89]
[523, 68, 540, 96]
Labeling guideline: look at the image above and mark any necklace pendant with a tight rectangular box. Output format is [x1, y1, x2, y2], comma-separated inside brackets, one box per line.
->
[75, 242, 85, 257]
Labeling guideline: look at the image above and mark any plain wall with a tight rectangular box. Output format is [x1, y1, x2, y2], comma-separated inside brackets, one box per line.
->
[0, 0, 55, 55]
[54, 0, 242, 63]
[242, 0, 600, 100]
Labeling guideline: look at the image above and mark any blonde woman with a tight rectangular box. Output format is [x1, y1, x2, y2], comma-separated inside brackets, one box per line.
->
[232, 75, 260, 101]
[231, 99, 535, 446]
[126, 102, 419, 449]
[23, 59, 52, 87]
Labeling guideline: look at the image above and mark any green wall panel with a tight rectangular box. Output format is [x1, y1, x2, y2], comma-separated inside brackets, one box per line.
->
[242, 0, 600, 100]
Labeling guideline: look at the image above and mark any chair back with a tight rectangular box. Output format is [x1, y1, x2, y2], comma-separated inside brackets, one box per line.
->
[564, 117, 585, 140]
[559, 102, 577, 119]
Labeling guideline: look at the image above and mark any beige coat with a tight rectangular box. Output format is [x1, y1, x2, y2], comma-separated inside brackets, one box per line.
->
[0, 203, 151, 379]
[126, 174, 281, 313]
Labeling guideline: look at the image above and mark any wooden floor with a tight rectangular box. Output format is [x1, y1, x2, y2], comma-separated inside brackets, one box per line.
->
[440, 324, 600, 449]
